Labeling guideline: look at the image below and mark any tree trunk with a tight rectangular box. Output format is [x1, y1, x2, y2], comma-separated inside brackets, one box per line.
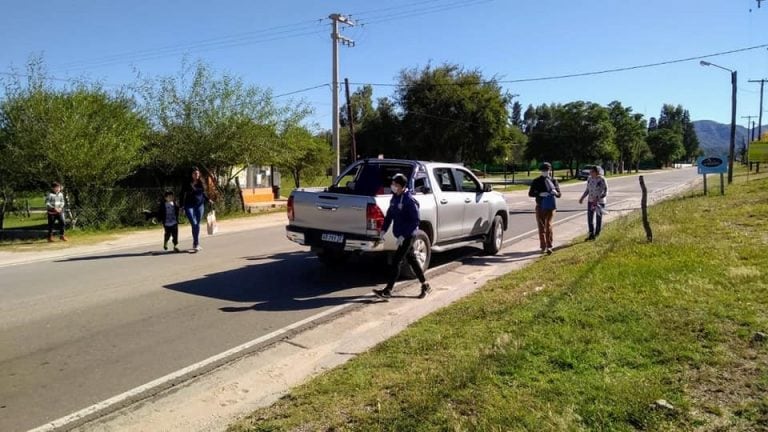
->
[234, 176, 246, 213]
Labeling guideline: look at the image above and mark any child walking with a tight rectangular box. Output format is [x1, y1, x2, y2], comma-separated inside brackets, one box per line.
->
[158, 190, 181, 252]
[45, 182, 67, 242]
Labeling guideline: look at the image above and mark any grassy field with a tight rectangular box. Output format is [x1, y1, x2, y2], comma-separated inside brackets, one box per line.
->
[230, 172, 768, 431]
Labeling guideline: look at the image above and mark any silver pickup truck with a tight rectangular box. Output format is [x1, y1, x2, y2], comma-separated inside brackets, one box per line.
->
[285, 159, 509, 275]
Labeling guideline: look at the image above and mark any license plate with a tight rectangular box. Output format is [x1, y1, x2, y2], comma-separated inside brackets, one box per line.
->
[321, 233, 344, 243]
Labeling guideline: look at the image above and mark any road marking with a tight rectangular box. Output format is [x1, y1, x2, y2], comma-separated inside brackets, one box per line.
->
[25, 259, 462, 432]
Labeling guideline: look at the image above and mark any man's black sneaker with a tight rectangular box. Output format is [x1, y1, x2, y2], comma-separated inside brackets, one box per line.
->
[373, 288, 391, 298]
[163, 242, 168, 251]
[418, 283, 432, 299]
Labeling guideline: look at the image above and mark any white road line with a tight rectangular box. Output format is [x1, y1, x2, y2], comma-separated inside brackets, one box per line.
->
[26, 302, 352, 432]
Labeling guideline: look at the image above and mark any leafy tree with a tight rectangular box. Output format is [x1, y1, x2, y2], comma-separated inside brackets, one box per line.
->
[608, 101, 647, 173]
[0, 59, 148, 224]
[396, 63, 511, 164]
[646, 128, 684, 167]
[511, 101, 523, 130]
[354, 97, 403, 159]
[648, 117, 658, 131]
[525, 102, 615, 176]
[681, 109, 700, 160]
[522, 104, 536, 135]
[276, 125, 333, 188]
[136, 60, 310, 197]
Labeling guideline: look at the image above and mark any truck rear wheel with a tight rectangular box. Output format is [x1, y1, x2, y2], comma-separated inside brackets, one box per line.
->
[483, 215, 504, 255]
[316, 249, 348, 268]
[401, 230, 431, 279]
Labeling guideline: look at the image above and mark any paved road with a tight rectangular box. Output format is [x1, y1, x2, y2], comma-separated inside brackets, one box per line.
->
[0, 169, 697, 432]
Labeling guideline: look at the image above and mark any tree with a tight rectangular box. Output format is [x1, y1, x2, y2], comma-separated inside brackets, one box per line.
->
[646, 128, 684, 167]
[396, 63, 511, 164]
[681, 110, 700, 160]
[354, 97, 403, 159]
[648, 117, 658, 131]
[511, 101, 523, 130]
[608, 101, 647, 173]
[524, 102, 616, 176]
[0, 59, 148, 224]
[136, 60, 310, 196]
[276, 125, 333, 188]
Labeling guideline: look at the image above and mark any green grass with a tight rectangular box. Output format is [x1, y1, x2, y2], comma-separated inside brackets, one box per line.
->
[230, 172, 768, 431]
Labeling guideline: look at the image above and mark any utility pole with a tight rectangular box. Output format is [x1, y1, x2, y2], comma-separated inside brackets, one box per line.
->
[749, 79, 766, 140]
[742, 115, 757, 141]
[729, 70, 737, 184]
[329, 13, 355, 179]
[344, 78, 357, 162]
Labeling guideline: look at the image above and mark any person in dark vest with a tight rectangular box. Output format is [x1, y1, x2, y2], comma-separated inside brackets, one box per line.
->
[373, 173, 431, 299]
[528, 162, 561, 255]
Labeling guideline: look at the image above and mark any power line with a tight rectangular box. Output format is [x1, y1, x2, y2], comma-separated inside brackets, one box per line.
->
[356, 0, 493, 26]
[348, 0, 446, 19]
[53, 18, 327, 71]
[350, 43, 768, 87]
[50, 1, 494, 73]
[273, 83, 329, 98]
[57, 27, 327, 72]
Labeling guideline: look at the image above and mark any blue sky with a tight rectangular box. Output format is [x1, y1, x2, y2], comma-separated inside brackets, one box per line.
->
[2, 0, 767, 130]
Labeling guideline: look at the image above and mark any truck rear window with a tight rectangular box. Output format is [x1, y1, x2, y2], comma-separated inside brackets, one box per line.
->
[334, 163, 414, 196]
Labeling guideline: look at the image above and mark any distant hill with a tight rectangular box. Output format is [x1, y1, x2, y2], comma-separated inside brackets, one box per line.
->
[693, 120, 764, 155]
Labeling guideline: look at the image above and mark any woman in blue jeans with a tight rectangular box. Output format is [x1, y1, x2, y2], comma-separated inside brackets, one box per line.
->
[180, 167, 212, 251]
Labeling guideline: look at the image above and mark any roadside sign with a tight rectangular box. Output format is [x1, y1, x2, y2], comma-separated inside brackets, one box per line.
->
[748, 141, 768, 163]
[697, 156, 728, 174]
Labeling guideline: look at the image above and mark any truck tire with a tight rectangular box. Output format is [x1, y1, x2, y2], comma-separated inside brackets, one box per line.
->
[401, 230, 431, 279]
[483, 214, 504, 255]
[316, 249, 348, 268]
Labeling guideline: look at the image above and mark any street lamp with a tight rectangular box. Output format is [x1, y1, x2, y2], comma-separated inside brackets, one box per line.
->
[700, 60, 737, 184]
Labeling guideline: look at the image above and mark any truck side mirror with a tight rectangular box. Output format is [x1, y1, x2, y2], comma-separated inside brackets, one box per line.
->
[483, 183, 493, 193]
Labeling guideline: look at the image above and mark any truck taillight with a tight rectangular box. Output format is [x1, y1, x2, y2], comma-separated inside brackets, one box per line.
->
[287, 196, 295, 221]
[366, 203, 384, 231]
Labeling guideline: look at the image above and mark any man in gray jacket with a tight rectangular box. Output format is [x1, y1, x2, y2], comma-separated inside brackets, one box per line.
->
[578, 166, 608, 241]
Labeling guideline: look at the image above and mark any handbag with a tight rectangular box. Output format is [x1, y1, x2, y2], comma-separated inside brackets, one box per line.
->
[540, 177, 557, 210]
[206, 210, 218, 235]
[541, 194, 556, 210]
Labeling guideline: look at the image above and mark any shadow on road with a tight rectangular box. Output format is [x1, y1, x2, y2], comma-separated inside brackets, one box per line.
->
[164, 247, 479, 313]
[57, 251, 165, 261]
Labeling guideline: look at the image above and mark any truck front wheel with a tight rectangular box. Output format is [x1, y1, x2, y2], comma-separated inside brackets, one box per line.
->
[483, 214, 504, 255]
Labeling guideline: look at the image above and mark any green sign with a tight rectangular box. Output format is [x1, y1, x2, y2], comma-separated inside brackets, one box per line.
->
[749, 141, 768, 163]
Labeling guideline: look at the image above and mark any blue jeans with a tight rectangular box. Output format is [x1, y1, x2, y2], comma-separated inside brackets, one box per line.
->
[587, 203, 604, 237]
[184, 204, 204, 247]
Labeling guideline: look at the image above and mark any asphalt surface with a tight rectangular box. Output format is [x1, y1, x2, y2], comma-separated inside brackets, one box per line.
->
[0, 169, 698, 432]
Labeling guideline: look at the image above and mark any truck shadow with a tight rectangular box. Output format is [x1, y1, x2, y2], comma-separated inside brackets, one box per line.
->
[163, 250, 462, 313]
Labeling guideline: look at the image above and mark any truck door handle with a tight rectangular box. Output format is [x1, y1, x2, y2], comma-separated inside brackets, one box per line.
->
[464, 198, 472, 203]
[440, 199, 448, 205]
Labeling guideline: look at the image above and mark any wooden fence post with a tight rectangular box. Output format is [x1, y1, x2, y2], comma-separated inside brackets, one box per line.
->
[639, 175, 653, 242]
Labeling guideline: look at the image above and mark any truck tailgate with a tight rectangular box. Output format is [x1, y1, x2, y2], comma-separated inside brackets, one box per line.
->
[291, 190, 377, 236]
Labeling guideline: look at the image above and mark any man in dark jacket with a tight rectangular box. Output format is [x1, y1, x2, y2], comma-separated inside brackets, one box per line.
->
[373, 173, 431, 299]
[528, 162, 562, 255]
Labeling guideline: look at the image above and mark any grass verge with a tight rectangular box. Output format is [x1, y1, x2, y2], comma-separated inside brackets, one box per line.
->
[230, 175, 768, 431]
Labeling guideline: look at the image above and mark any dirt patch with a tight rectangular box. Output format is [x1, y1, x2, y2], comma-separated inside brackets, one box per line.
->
[685, 343, 768, 431]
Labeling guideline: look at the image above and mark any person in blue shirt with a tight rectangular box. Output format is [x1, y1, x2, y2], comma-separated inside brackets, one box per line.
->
[373, 173, 431, 299]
